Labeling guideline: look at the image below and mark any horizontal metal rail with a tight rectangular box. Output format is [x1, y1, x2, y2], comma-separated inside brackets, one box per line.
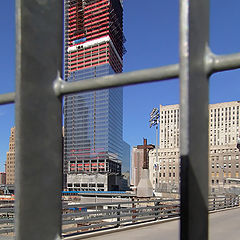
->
[0, 92, 15, 105]
[54, 64, 179, 96]
[54, 51, 240, 96]
[0, 208, 14, 213]
[0, 51, 239, 106]
[0, 218, 14, 224]
[0, 227, 14, 234]
[0, 196, 238, 236]
[61, 196, 238, 236]
[63, 205, 180, 226]
[207, 51, 240, 74]
[63, 198, 178, 209]
[62, 204, 179, 219]
[62, 213, 179, 235]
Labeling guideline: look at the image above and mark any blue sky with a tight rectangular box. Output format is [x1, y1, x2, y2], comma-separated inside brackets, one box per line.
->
[1, 1, 240, 172]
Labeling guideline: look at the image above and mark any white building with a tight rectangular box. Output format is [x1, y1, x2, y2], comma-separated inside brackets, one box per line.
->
[146, 101, 240, 192]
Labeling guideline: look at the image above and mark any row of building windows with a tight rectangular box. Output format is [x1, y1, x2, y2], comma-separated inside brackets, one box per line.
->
[153, 172, 177, 178]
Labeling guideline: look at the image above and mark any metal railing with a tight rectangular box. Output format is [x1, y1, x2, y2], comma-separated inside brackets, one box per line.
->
[1, 0, 240, 239]
[0, 196, 239, 238]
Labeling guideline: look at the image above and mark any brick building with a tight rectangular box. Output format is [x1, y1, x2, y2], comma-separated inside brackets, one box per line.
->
[5, 127, 15, 185]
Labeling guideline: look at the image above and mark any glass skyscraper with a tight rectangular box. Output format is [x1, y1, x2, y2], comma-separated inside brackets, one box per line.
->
[64, 0, 125, 191]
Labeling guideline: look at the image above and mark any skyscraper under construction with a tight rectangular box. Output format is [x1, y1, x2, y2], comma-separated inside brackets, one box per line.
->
[64, 0, 126, 191]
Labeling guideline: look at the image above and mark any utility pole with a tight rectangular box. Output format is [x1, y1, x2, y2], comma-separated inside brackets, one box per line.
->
[150, 108, 160, 191]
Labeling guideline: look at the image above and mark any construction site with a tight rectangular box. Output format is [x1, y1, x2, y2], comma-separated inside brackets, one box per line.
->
[63, 0, 127, 191]
[65, 0, 125, 74]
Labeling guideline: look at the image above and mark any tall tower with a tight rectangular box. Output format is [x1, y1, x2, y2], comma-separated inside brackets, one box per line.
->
[5, 127, 15, 185]
[64, 0, 125, 191]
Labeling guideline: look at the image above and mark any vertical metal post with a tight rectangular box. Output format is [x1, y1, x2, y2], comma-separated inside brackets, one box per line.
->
[156, 124, 159, 190]
[180, 0, 209, 239]
[154, 200, 160, 220]
[116, 204, 121, 227]
[15, 1, 63, 239]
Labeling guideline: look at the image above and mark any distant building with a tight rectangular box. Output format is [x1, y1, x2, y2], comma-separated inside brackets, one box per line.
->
[208, 101, 240, 191]
[148, 101, 240, 192]
[0, 172, 6, 185]
[5, 127, 15, 185]
[64, 0, 126, 191]
[121, 171, 130, 190]
[130, 101, 240, 192]
[122, 141, 130, 172]
[159, 104, 180, 149]
[149, 148, 180, 192]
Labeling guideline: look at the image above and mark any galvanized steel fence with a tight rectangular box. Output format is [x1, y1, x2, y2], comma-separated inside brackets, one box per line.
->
[1, 0, 240, 239]
[0, 196, 240, 237]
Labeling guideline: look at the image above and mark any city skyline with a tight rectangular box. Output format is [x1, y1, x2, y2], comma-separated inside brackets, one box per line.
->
[1, 1, 240, 171]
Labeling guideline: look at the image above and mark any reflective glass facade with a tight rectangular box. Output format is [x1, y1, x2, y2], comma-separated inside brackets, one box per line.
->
[64, 64, 123, 167]
[64, 0, 125, 187]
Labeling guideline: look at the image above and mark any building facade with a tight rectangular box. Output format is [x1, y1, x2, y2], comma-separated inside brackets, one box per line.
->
[149, 148, 180, 192]
[0, 173, 6, 185]
[147, 101, 240, 193]
[64, 0, 126, 191]
[159, 104, 180, 149]
[5, 127, 15, 185]
[122, 141, 130, 172]
[130, 147, 144, 187]
[208, 101, 240, 192]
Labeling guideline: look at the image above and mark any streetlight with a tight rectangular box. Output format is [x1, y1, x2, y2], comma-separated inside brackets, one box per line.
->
[220, 165, 226, 193]
[237, 138, 240, 151]
[149, 108, 160, 191]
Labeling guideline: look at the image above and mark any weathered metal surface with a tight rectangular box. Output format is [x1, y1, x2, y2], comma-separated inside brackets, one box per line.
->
[0, 93, 15, 105]
[54, 64, 180, 96]
[179, 0, 209, 239]
[15, 0, 63, 239]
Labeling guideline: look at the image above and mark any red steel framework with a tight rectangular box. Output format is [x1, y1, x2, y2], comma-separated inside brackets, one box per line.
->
[64, 0, 125, 175]
[65, 0, 126, 76]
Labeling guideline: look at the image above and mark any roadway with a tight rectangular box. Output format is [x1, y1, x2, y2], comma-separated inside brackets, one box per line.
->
[71, 207, 240, 240]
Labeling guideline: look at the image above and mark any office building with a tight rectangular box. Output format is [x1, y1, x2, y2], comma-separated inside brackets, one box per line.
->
[208, 101, 240, 191]
[159, 104, 180, 149]
[149, 148, 180, 192]
[64, 0, 126, 191]
[132, 101, 240, 192]
[122, 141, 130, 172]
[131, 101, 240, 192]
[5, 127, 15, 185]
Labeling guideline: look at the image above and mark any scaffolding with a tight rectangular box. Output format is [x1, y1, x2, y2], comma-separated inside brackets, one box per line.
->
[64, 0, 126, 74]
[63, 0, 125, 189]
